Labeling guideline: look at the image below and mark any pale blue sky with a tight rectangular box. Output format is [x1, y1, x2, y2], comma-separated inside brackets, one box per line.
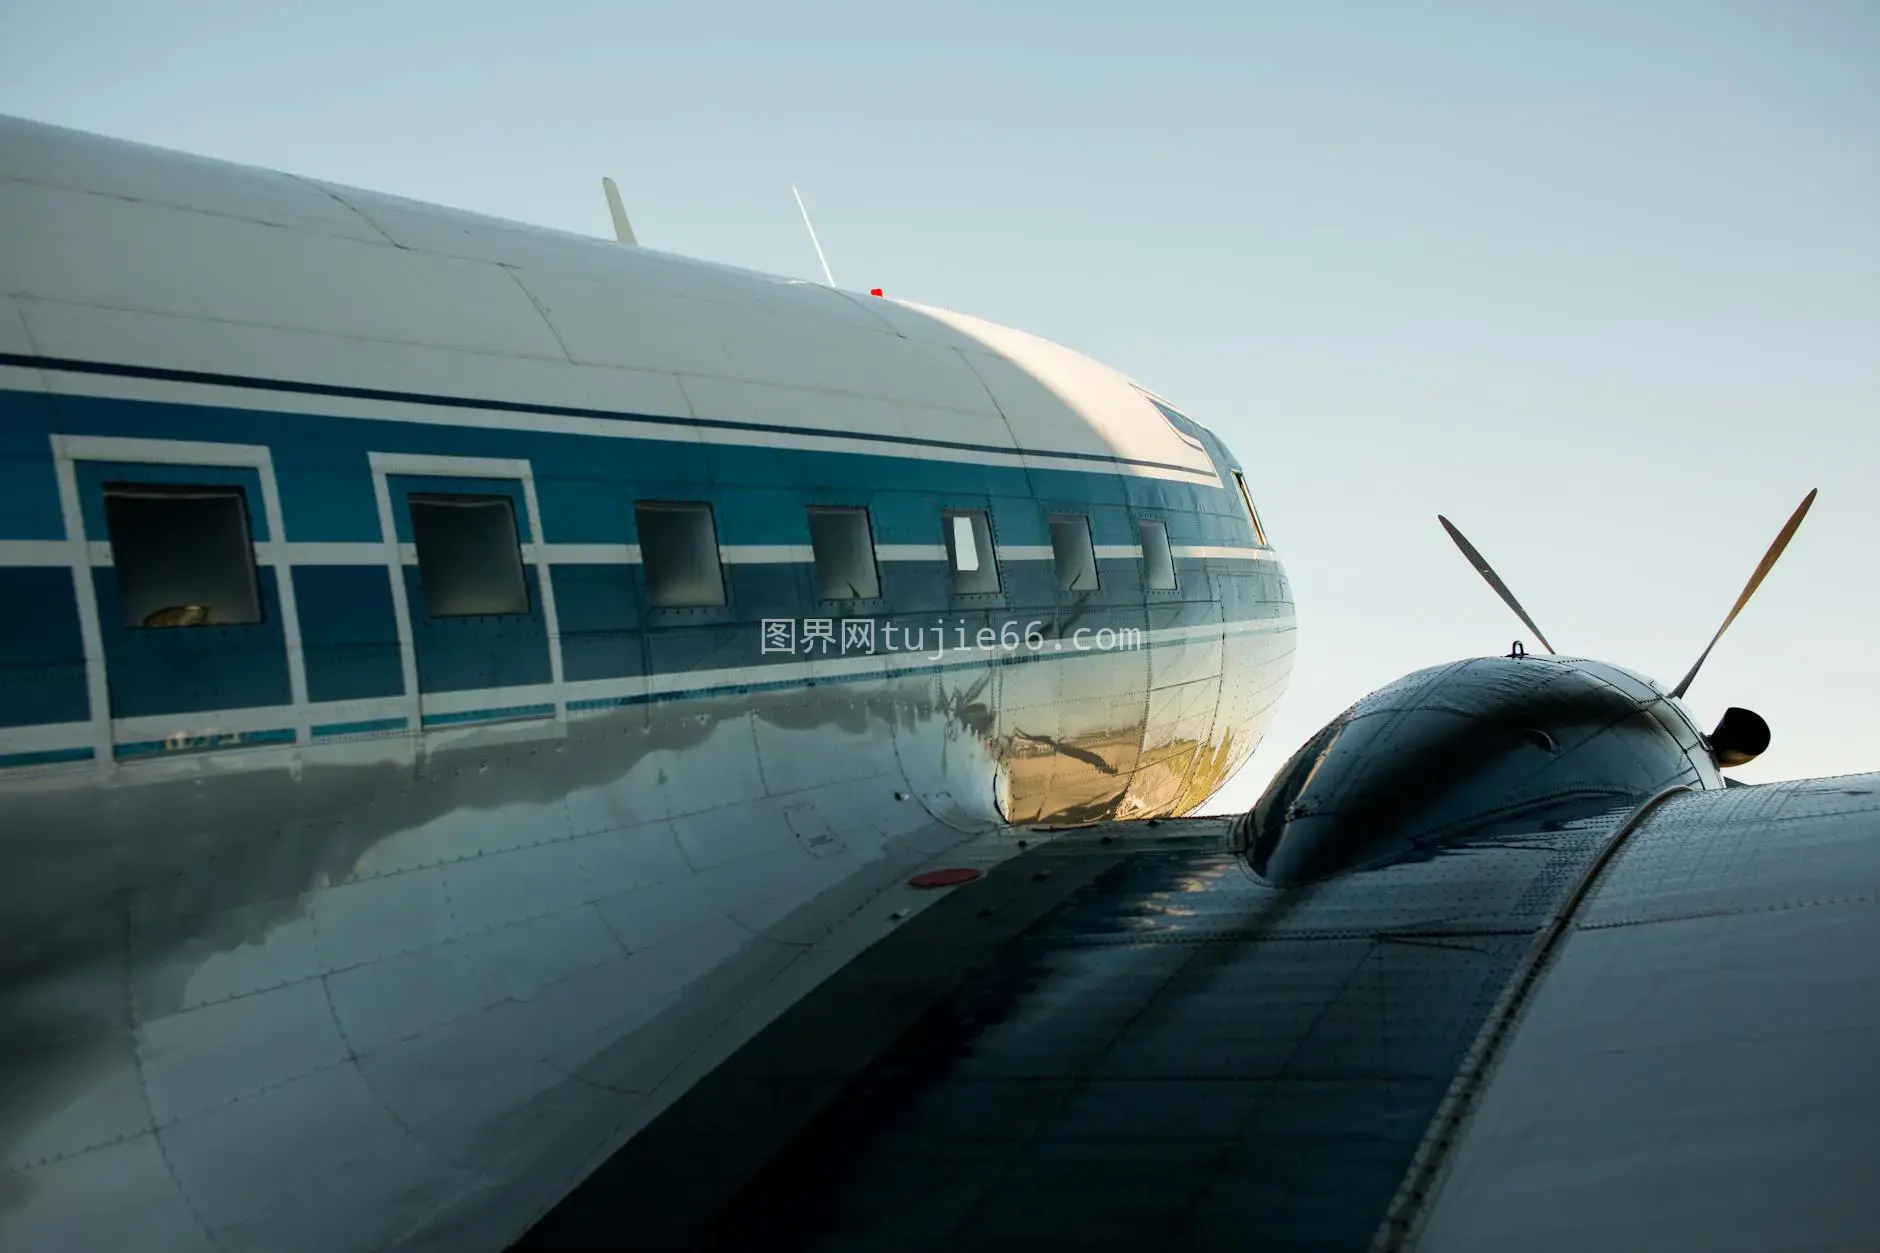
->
[4, 1, 1876, 812]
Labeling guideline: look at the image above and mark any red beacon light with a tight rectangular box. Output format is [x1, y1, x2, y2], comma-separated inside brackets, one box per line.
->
[869, 288, 883, 297]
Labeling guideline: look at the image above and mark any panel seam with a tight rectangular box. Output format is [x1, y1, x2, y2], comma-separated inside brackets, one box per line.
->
[1368, 785, 1690, 1252]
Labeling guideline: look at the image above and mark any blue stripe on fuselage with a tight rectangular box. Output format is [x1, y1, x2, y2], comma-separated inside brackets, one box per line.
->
[0, 370, 1290, 749]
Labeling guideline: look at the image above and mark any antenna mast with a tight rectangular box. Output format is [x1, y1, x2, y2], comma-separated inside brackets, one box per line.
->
[601, 177, 637, 245]
[792, 184, 836, 287]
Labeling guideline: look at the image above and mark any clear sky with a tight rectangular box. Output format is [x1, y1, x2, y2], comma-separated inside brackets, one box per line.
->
[4, 1, 1875, 813]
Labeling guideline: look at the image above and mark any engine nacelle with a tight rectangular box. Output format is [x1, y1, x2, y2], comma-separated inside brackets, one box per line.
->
[1241, 654, 1724, 887]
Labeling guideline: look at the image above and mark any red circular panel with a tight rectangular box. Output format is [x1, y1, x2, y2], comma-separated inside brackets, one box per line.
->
[908, 867, 982, 889]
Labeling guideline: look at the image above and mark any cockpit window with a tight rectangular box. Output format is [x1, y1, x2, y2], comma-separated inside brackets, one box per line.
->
[1232, 470, 1269, 547]
[1141, 395, 1208, 455]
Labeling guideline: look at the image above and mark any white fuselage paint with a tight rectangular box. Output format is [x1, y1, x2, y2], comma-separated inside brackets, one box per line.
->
[0, 116, 1297, 1253]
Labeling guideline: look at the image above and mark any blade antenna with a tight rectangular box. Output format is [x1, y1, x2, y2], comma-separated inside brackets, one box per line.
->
[1669, 489, 1817, 699]
[1438, 515, 1557, 654]
[601, 178, 637, 245]
[793, 184, 836, 287]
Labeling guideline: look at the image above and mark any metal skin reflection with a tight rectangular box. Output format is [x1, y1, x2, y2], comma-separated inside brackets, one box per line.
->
[2, 625, 1292, 1253]
[1241, 654, 1722, 886]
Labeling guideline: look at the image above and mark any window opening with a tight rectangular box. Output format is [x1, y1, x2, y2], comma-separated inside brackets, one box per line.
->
[943, 510, 1000, 594]
[637, 501, 727, 608]
[103, 483, 262, 628]
[1138, 517, 1177, 591]
[808, 507, 881, 600]
[1232, 470, 1269, 546]
[1049, 515, 1100, 593]
[409, 493, 531, 618]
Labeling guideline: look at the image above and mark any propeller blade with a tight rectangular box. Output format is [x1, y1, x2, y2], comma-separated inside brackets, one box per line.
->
[1670, 488, 1818, 699]
[1438, 515, 1556, 654]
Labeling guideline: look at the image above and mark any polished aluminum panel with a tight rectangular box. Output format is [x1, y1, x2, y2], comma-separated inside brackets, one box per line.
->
[530, 807, 1639, 1251]
[2, 646, 1293, 1253]
[1413, 774, 1880, 1253]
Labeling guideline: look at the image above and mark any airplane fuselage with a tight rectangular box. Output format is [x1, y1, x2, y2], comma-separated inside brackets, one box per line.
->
[0, 117, 1294, 1251]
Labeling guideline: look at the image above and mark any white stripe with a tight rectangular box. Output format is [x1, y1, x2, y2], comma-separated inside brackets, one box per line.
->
[0, 721, 94, 756]
[543, 543, 641, 565]
[392, 539, 541, 564]
[645, 662, 794, 696]
[419, 683, 560, 717]
[875, 544, 948, 562]
[719, 544, 814, 564]
[369, 470, 422, 733]
[0, 364, 48, 392]
[517, 472, 566, 725]
[56, 433, 273, 469]
[3, 536, 1276, 573]
[250, 448, 311, 738]
[367, 451, 531, 480]
[0, 540, 71, 565]
[1171, 545, 1279, 562]
[29, 366, 1222, 487]
[0, 537, 668, 569]
[112, 705, 301, 742]
[2, 697, 417, 762]
[265, 541, 386, 565]
[563, 674, 649, 708]
[305, 697, 411, 726]
[1155, 618, 1293, 644]
[1227, 615, 1293, 636]
[51, 438, 115, 772]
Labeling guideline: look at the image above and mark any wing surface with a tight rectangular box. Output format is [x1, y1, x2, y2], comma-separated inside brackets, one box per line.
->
[521, 807, 1646, 1250]
[1410, 773, 1880, 1253]
[522, 776, 1880, 1253]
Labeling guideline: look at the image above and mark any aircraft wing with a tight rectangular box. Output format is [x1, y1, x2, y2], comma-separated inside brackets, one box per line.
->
[519, 774, 1880, 1253]
[1408, 772, 1880, 1253]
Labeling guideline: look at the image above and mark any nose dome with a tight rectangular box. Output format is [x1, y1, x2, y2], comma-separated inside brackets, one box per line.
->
[1243, 656, 1716, 886]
